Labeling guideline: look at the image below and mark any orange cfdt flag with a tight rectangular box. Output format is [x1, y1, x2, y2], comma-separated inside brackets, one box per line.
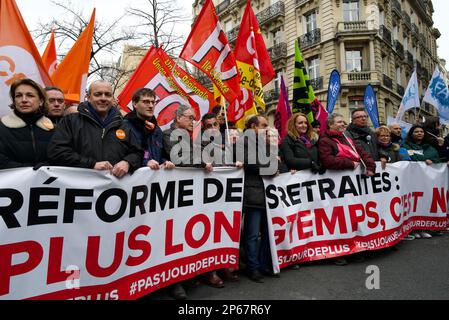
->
[42, 29, 58, 76]
[0, 0, 53, 116]
[51, 9, 96, 103]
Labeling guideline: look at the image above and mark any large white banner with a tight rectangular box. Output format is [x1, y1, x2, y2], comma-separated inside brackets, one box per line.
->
[0, 167, 244, 300]
[263, 162, 449, 273]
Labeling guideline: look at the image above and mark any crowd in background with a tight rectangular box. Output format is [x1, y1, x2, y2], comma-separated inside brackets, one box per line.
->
[1, 78, 448, 300]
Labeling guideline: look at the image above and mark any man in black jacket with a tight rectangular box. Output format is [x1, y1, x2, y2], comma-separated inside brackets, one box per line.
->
[47, 80, 143, 178]
[346, 108, 379, 160]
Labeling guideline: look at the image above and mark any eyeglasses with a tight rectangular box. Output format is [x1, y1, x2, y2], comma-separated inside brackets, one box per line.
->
[139, 99, 157, 105]
[181, 114, 196, 121]
[48, 98, 65, 104]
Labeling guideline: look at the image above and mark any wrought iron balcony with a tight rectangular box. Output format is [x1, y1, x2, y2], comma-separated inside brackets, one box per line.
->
[299, 29, 321, 49]
[406, 51, 414, 67]
[397, 84, 405, 96]
[380, 25, 392, 45]
[256, 1, 285, 26]
[383, 74, 393, 89]
[310, 76, 323, 91]
[268, 42, 287, 63]
[402, 11, 411, 30]
[392, 0, 402, 18]
[216, 0, 230, 14]
[264, 89, 280, 104]
[226, 26, 240, 42]
[395, 40, 404, 59]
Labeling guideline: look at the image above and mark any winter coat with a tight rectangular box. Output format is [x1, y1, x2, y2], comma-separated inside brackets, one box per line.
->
[122, 111, 166, 166]
[280, 134, 323, 173]
[317, 130, 376, 172]
[402, 140, 440, 163]
[240, 135, 278, 209]
[163, 123, 204, 168]
[346, 123, 379, 160]
[378, 143, 411, 163]
[47, 102, 143, 172]
[0, 112, 54, 169]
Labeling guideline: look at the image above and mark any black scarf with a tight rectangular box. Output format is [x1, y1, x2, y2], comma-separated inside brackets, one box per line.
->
[124, 111, 158, 149]
[14, 109, 44, 126]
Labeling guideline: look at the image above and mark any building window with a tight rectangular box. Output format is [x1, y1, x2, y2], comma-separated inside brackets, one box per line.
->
[224, 20, 233, 32]
[346, 49, 362, 72]
[404, 35, 408, 51]
[272, 28, 282, 45]
[343, 0, 359, 22]
[306, 56, 320, 80]
[393, 25, 399, 41]
[396, 67, 402, 85]
[349, 96, 365, 117]
[382, 55, 389, 75]
[304, 11, 317, 33]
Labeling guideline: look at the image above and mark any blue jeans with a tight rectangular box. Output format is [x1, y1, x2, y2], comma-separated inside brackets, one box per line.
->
[242, 206, 270, 272]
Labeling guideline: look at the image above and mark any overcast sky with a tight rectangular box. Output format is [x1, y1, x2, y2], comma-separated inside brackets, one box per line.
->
[15, 0, 449, 64]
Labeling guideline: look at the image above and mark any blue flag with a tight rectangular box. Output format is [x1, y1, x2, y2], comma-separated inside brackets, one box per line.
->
[423, 67, 449, 121]
[364, 84, 379, 128]
[327, 70, 341, 114]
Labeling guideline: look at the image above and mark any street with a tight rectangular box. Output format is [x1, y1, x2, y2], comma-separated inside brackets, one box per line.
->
[148, 233, 449, 300]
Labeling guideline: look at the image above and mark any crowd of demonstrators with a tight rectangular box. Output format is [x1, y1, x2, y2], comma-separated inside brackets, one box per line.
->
[2, 78, 449, 300]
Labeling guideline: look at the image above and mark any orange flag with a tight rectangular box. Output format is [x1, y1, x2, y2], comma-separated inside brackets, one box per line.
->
[42, 29, 58, 76]
[180, 0, 241, 115]
[52, 9, 95, 103]
[0, 0, 52, 116]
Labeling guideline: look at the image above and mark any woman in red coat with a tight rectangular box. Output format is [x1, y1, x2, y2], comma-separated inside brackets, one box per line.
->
[317, 113, 376, 266]
[318, 113, 376, 175]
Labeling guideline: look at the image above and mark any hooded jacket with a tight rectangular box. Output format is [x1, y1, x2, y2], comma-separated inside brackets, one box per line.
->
[0, 111, 54, 169]
[47, 102, 143, 172]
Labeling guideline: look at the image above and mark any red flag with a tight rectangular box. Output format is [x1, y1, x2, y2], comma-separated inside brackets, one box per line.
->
[51, 9, 95, 103]
[274, 76, 291, 143]
[311, 99, 328, 135]
[234, 0, 275, 87]
[42, 29, 57, 76]
[117, 47, 214, 131]
[180, 0, 241, 106]
[0, 0, 52, 116]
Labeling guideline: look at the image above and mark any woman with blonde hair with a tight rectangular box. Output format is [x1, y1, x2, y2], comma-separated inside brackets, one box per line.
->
[280, 112, 324, 174]
[375, 126, 411, 170]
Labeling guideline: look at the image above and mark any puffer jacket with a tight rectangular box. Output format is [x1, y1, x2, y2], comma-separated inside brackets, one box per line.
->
[402, 140, 440, 163]
[47, 102, 143, 172]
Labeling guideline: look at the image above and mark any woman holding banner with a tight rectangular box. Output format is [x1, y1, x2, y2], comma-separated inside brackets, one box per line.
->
[0, 79, 54, 170]
[317, 113, 376, 265]
[280, 113, 324, 175]
[375, 126, 411, 169]
[403, 125, 441, 239]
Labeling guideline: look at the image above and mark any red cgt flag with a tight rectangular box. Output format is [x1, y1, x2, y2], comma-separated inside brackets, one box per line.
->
[0, 0, 53, 116]
[117, 47, 214, 131]
[41, 29, 57, 76]
[180, 0, 241, 107]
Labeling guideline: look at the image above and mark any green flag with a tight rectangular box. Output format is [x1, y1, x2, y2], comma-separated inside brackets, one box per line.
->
[292, 39, 315, 123]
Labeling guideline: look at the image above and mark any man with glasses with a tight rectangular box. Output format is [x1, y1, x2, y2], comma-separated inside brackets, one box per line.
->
[44, 86, 66, 124]
[48, 80, 143, 178]
[123, 88, 175, 170]
[346, 108, 379, 160]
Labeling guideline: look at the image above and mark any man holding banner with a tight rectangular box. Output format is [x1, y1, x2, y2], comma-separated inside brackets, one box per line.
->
[48, 80, 143, 178]
[346, 108, 379, 160]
